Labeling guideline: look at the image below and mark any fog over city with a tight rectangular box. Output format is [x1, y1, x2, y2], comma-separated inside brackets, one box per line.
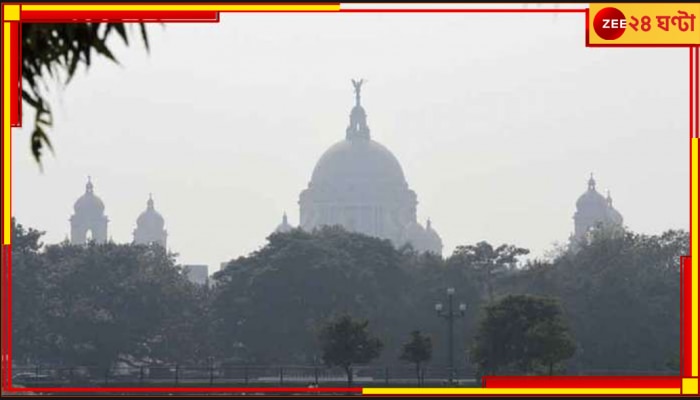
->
[13, 11, 688, 273]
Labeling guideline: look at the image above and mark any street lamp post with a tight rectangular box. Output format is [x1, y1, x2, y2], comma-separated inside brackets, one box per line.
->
[435, 287, 466, 386]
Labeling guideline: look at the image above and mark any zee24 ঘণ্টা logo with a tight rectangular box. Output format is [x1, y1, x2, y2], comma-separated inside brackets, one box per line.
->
[593, 6, 696, 41]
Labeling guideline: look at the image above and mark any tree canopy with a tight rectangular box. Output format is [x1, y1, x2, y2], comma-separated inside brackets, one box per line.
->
[471, 294, 575, 375]
[11, 218, 199, 372]
[451, 242, 530, 302]
[318, 313, 384, 386]
[11, 218, 686, 377]
[399, 330, 432, 385]
[210, 226, 413, 365]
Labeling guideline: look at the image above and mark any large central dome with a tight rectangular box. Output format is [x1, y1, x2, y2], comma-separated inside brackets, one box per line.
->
[294, 79, 443, 255]
[310, 139, 407, 186]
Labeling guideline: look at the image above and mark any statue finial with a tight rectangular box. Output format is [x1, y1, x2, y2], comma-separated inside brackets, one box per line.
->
[351, 78, 365, 106]
[147, 193, 154, 208]
[588, 172, 596, 190]
[86, 175, 94, 193]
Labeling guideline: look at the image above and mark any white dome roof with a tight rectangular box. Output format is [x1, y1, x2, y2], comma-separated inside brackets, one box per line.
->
[73, 179, 105, 215]
[310, 138, 407, 187]
[576, 174, 607, 211]
[275, 213, 293, 233]
[136, 196, 164, 230]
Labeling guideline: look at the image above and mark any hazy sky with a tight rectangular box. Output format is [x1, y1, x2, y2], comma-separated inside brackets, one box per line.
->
[13, 9, 689, 273]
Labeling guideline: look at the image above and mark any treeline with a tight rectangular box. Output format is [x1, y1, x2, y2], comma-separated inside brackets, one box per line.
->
[11, 218, 685, 375]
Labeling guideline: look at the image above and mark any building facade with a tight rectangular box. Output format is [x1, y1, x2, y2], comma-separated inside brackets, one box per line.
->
[133, 194, 168, 248]
[570, 174, 624, 250]
[70, 177, 109, 245]
[286, 80, 443, 255]
[274, 212, 293, 233]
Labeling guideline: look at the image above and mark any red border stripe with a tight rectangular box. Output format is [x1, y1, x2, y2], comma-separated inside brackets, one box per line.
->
[9, 23, 19, 127]
[682, 256, 693, 376]
[5, 246, 11, 388]
[2, 247, 8, 390]
[20, 10, 220, 22]
[9, 387, 362, 393]
[482, 376, 682, 389]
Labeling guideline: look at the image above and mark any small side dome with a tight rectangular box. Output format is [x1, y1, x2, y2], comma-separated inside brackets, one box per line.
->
[576, 173, 607, 211]
[606, 191, 624, 225]
[400, 220, 428, 249]
[424, 218, 443, 254]
[73, 176, 106, 215]
[136, 194, 165, 230]
[275, 212, 293, 233]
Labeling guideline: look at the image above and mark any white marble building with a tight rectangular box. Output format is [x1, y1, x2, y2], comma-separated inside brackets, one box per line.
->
[570, 174, 624, 250]
[276, 80, 443, 255]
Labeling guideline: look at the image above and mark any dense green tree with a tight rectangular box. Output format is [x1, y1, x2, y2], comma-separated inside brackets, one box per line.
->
[38, 242, 193, 371]
[527, 318, 576, 375]
[210, 226, 413, 364]
[450, 242, 529, 302]
[471, 294, 575, 375]
[147, 280, 215, 366]
[11, 219, 199, 371]
[11, 217, 686, 378]
[553, 229, 685, 373]
[11, 218, 52, 364]
[399, 330, 432, 385]
[318, 313, 383, 386]
[496, 228, 685, 374]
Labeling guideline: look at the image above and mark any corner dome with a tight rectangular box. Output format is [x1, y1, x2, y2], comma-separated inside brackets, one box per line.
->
[400, 220, 428, 246]
[310, 139, 407, 186]
[607, 207, 623, 225]
[275, 212, 293, 233]
[606, 192, 624, 225]
[74, 178, 105, 215]
[425, 219, 442, 242]
[136, 195, 164, 229]
[576, 174, 607, 210]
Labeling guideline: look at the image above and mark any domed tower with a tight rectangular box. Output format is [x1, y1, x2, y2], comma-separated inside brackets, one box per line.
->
[606, 190, 624, 226]
[275, 212, 293, 233]
[133, 194, 167, 247]
[424, 219, 444, 255]
[298, 79, 441, 254]
[70, 176, 109, 244]
[571, 173, 624, 248]
[400, 218, 444, 255]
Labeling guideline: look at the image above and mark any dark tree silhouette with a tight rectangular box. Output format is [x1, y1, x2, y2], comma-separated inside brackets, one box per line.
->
[318, 314, 383, 386]
[471, 294, 575, 375]
[451, 242, 529, 302]
[399, 330, 432, 385]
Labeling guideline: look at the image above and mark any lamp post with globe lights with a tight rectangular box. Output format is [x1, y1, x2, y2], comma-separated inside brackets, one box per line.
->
[435, 287, 466, 386]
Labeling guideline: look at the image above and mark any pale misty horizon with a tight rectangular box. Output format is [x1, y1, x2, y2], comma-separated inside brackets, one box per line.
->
[13, 11, 689, 273]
